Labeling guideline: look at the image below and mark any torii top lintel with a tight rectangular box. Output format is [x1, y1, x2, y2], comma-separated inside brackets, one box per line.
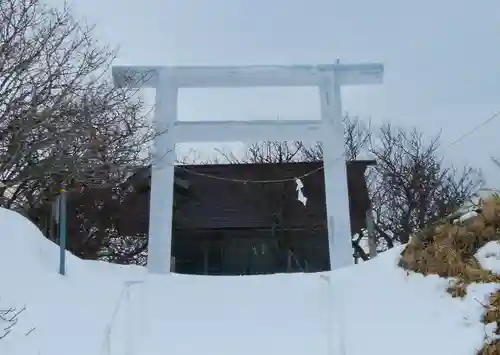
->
[112, 63, 384, 89]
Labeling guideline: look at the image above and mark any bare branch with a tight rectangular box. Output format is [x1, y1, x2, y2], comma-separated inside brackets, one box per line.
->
[369, 124, 482, 245]
[0, 0, 155, 262]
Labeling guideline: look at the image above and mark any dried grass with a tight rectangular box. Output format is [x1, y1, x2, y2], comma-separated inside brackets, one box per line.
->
[480, 342, 500, 355]
[398, 196, 500, 354]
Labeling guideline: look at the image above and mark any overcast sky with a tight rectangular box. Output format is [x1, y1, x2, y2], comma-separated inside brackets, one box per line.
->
[49, 0, 500, 186]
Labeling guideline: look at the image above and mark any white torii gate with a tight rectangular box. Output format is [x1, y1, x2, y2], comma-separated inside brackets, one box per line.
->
[112, 62, 384, 274]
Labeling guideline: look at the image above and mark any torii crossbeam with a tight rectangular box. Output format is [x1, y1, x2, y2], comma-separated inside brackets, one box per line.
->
[112, 62, 384, 274]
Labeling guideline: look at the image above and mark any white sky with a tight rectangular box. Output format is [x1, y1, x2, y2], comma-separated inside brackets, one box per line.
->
[48, 0, 500, 186]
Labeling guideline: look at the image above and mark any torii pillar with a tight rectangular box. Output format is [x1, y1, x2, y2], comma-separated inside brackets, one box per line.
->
[112, 62, 384, 274]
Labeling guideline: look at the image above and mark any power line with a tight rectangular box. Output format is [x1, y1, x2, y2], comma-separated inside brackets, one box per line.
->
[445, 109, 500, 149]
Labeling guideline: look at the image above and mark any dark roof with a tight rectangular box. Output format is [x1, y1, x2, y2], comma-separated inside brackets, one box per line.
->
[123, 161, 374, 235]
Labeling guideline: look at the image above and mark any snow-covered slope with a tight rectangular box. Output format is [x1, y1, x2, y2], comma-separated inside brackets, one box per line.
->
[0, 207, 497, 355]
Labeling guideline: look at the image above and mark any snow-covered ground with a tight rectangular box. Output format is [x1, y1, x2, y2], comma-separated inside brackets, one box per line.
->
[0, 207, 498, 355]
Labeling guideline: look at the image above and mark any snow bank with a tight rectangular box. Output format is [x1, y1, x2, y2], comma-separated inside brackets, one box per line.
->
[477, 241, 500, 274]
[0, 207, 494, 355]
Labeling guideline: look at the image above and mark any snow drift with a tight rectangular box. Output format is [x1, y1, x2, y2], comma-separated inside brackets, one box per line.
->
[0, 206, 497, 355]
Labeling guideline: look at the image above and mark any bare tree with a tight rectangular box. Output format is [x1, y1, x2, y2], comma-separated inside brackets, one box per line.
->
[298, 117, 482, 255]
[0, 0, 156, 264]
[299, 114, 371, 162]
[370, 124, 482, 247]
[245, 141, 303, 164]
[214, 140, 303, 165]
[0, 0, 153, 213]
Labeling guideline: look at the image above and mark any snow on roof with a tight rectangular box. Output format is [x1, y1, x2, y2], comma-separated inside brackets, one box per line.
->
[355, 147, 376, 162]
[0, 207, 494, 355]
